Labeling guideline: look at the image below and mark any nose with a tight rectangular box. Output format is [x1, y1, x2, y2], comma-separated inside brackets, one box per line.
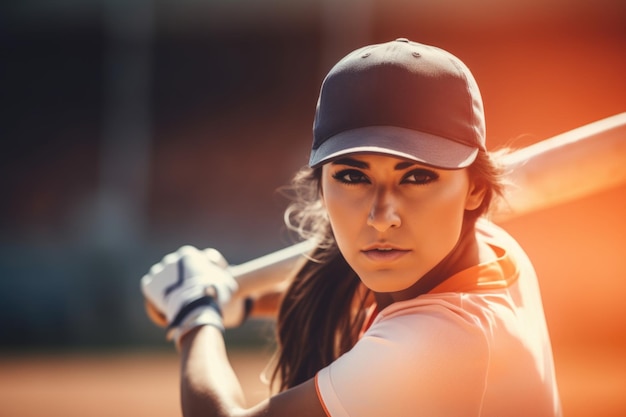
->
[366, 187, 401, 232]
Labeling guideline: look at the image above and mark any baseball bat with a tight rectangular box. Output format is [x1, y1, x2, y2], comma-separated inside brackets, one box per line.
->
[229, 112, 626, 299]
[144, 113, 626, 326]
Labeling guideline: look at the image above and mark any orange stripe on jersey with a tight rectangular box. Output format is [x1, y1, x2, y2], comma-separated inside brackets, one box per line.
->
[430, 243, 519, 294]
[359, 303, 380, 338]
[315, 373, 333, 417]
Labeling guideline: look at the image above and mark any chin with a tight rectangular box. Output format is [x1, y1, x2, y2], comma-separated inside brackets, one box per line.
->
[357, 269, 421, 294]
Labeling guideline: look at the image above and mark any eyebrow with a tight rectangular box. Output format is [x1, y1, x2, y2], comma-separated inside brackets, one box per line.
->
[331, 157, 417, 171]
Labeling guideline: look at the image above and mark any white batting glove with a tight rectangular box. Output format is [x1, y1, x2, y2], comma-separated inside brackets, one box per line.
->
[141, 245, 238, 345]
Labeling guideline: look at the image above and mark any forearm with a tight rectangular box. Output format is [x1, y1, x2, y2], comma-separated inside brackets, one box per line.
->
[180, 325, 247, 417]
[248, 291, 282, 319]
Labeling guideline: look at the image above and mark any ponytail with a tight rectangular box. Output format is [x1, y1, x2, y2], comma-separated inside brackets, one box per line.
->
[271, 244, 369, 390]
[271, 167, 370, 391]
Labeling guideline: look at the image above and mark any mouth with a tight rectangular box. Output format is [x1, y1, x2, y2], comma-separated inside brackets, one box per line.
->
[361, 245, 411, 262]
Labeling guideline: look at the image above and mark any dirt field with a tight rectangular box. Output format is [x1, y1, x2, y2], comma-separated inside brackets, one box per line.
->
[1, 345, 624, 417]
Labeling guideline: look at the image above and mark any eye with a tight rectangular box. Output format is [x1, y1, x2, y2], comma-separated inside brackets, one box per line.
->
[332, 169, 370, 185]
[401, 169, 439, 185]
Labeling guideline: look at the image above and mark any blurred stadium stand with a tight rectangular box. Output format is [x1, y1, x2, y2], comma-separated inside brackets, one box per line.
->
[1, 0, 625, 354]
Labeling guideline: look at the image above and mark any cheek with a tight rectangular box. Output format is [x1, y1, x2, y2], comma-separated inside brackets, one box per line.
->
[410, 179, 469, 260]
[321, 181, 365, 244]
[429, 181, 468, 228]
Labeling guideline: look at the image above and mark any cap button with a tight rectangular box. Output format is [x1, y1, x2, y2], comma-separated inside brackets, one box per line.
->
[395, 38, 410, 43]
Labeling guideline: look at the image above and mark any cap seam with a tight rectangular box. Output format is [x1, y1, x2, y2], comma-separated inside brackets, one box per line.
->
[446, 53, 482, 149]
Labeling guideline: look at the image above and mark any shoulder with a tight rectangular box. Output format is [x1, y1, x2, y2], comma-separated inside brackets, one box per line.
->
[476, 218, 515, 245]
[476, 219, 537, 274]
[480, 219, 539, 275]
[476, 219, 526, 258]
[316, 300, 489, 416]
[371, 297, 490, 359]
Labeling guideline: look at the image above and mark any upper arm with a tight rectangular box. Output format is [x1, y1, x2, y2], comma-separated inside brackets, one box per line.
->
[237, 378, 328, 417]
[180, 326, 327, 417]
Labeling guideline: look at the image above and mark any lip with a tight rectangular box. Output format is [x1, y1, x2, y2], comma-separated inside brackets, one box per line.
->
[361, 244, 411, 263]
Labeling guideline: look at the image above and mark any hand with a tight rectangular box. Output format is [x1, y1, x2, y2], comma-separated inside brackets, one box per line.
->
[141, 246, 238, 345]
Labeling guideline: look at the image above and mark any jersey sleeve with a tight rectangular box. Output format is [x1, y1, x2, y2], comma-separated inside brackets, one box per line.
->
[315, 303, 490, 417]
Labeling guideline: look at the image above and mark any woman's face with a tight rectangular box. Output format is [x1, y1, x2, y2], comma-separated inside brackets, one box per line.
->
[320, 153, 484, 294]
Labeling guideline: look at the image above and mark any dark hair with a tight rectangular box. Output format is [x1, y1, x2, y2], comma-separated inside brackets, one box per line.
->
[271, 150, 507, 391]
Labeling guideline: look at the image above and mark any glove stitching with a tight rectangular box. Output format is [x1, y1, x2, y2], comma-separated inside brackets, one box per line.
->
[164, 260, 186, 296]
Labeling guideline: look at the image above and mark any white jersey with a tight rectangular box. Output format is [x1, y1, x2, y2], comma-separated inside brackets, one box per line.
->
[315, 220, 562, 417]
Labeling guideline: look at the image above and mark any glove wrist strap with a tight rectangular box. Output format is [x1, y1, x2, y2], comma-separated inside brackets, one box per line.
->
[166, 295, 224, 349]
[168, 295, 222, 329]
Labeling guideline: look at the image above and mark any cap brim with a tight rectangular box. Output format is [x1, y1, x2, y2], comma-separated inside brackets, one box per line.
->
[309, 126, 479, 169]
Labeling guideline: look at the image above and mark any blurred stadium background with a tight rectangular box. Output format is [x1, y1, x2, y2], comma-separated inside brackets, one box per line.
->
[1, 0, 625, 416]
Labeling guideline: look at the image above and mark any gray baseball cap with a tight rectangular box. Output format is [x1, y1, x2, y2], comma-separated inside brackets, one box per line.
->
[309, 38, 486, 169]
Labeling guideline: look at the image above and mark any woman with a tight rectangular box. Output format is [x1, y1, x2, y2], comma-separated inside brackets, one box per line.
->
[141, 38, 562, 416]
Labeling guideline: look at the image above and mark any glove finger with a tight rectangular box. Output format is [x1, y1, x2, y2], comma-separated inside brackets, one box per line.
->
[147, 250, 182, 277]
[162, 252, 180, 265]
[141, 260, 182, 312]
[179, 250, 237, 305]
[202, 249, 237, 300]
[177, 245, 201, 258]
[204, 248, 229, 268]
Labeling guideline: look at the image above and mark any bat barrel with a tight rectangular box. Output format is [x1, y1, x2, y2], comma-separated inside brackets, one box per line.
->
[229, 113, 626, 296]
[494, 112, 626, 222]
